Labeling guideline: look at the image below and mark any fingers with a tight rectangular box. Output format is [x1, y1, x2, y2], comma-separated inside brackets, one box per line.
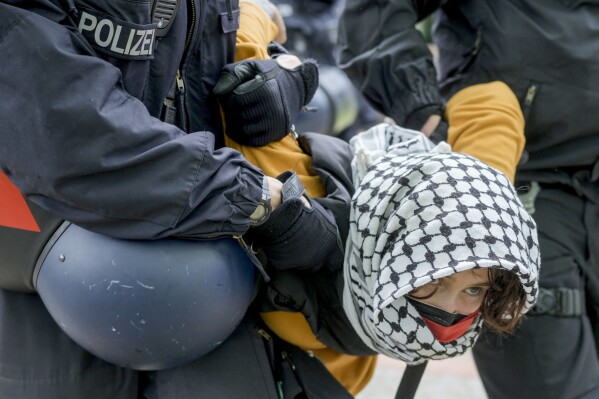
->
[213, 72, 240, 95]
[266, 176, 283, 211]
[420, 114, 441, 136]
[213, 63, 259, 95]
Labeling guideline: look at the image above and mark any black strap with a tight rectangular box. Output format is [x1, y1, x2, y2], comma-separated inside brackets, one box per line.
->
[395, 362, 427, 399]
[528, 287, 586, 316]
[278, 171, 306, 203]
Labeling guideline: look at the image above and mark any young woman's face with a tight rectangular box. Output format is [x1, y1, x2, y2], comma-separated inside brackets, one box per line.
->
[409, 269, 491, 315]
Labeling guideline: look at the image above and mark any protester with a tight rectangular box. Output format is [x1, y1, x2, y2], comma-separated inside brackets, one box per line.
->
[338, 1, 599, 397]
[219, 19, 541, 389]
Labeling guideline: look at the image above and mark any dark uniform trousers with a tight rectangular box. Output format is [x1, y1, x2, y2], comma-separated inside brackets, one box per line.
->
[473, 183, 599, 399]
[0, 290, 280, 398]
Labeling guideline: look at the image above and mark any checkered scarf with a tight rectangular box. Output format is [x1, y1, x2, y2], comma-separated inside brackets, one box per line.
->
[342, 124, 540, 364]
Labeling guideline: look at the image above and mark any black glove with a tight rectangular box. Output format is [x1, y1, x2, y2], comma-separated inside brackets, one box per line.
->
[247, 171, 343, 272]
[214, 58, 319, 147]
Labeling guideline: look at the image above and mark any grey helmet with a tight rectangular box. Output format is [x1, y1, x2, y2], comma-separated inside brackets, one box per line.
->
[34, 223, 256, 370]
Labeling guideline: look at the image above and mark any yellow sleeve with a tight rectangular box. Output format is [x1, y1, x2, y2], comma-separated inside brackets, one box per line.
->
[235, 1, 279, 62]
[227, 0, 326, 196]
[445, 81, 525, 182]
[226, 135, 326, 197]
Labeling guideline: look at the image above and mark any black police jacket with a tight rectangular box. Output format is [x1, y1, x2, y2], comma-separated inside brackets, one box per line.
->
[0, 0, 264, 291]
[338, 0, 599, 181]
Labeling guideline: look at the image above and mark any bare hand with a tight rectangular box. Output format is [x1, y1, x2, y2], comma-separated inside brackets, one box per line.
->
[420, 114, 441, 137]
[267, 176, 283, 210]
[267, 175, 311, 209]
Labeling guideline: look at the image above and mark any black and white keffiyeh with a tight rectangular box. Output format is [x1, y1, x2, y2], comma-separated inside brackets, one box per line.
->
[342, 124, 540, 364]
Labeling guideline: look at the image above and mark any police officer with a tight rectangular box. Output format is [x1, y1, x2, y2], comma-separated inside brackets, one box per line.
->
[0, 0, 343, 397]
[338, 1, 599, 398]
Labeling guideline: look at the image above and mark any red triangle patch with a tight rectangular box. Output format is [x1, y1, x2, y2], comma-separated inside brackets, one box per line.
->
[0, 171, 40, 232]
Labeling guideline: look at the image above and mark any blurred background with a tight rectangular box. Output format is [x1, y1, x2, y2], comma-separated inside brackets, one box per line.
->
[271, 0, 436, 141]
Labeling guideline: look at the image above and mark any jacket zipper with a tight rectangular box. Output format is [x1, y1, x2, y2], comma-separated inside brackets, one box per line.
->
[175, 0, 198, 131]
[175, 69, 187, 129]
[184, 0, 196, 52]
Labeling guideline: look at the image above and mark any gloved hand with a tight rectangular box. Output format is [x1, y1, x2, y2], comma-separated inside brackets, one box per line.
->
[214, 57, 319, 147]
[247, 171, 343, 272]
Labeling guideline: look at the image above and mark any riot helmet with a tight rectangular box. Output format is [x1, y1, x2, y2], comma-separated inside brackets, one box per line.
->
[34, 222, 256, 370]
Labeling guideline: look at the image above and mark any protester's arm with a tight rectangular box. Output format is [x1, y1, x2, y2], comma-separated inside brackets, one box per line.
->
[235, 0, 282, 61]
[337, 0, 442, 131]
[445, 82, 525, 182]
[0, 6, 263, 240]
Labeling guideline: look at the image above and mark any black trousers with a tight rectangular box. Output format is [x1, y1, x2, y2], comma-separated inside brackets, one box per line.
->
[473, 184, 599, 399]
[0, 290, 280, 399]
[0, 290, 354, 399]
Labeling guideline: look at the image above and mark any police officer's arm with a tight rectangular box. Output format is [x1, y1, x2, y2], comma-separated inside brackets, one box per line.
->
[337, 0, 443, 131]
[0, 5, 263, 240]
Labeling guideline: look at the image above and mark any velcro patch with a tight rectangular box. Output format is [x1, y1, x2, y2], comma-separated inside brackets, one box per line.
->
[77, 8, 157, 60]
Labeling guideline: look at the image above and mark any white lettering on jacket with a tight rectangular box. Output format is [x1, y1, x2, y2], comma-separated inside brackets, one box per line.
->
[78, 11, 155, 57]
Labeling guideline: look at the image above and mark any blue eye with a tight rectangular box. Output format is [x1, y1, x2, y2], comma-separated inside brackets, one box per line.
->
[465, 287, 483, 296]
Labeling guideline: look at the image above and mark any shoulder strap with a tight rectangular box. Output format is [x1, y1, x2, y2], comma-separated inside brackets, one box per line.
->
[395, 361, 427, 399]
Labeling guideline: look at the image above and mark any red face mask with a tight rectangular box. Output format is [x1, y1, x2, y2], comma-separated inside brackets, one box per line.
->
[422, 310, 479, 343]
[408, 297, 480, 343]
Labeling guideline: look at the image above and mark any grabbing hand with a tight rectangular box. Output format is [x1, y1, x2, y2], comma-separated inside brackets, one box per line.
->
[214, 57, 319, 147]
[247, 171, 342, 272]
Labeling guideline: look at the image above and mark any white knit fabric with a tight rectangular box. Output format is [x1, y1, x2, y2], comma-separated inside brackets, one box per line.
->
[343, 124, 540, 364]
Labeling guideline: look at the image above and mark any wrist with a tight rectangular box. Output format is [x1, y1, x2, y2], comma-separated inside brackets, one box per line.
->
[267, 176, 282, 210]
